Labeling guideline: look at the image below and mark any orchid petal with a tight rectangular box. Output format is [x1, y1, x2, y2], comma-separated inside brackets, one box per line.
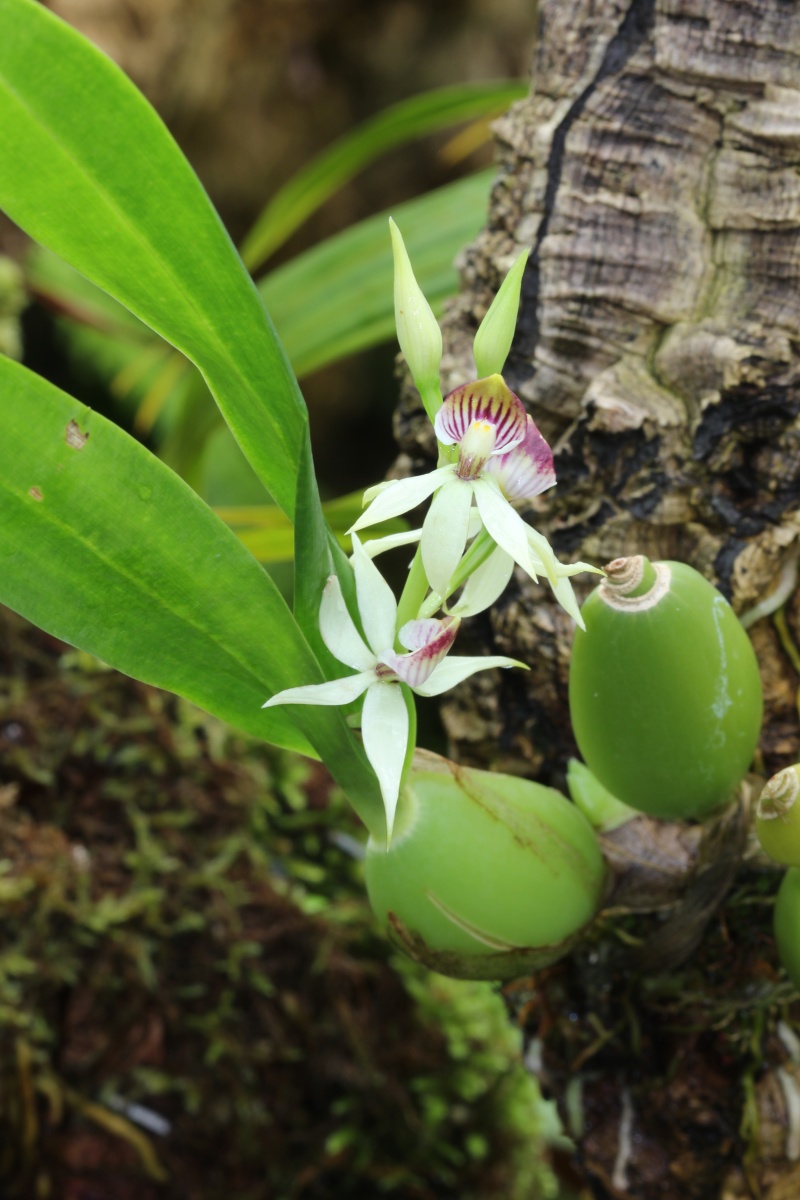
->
[551, 575, 586, 630]
[526, 526, 560, 587]
[350, 467, 452, 532]
[319, 575, 375, 671]
[262, 671, 375, 708]
[362, 478, 396, 505]
[421, 477, 473, 596]
[361, 528, 423, 558]
[485, 413, 555, 500]
[528, 527, 603, 579]
[351, 534, 397, 654]
[449, 546, 515, 617]
[467, 509, 483, 538]
[415, 655, 527, 698]
[380, 616, 460, 688]
[361, 681, 409, 841]
[525, 528, 600, 626]
[434, 375, 527, 452]
[472, 478, 539, 582]
[555, 560, 604, 579]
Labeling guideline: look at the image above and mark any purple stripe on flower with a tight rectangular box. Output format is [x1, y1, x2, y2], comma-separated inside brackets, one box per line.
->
[484, 414, 556, 501]
[434, 375, 527, 453]
[396, 617, 447, 651]
[378, 616, 460, 689]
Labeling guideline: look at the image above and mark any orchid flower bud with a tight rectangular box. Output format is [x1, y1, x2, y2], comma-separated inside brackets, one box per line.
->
[365, 750, 607, 980]
[569, 556, 763, 822]
[472, 248, 529, 379]
[389, 218, 442, 415]
[756, 765, 800, 866]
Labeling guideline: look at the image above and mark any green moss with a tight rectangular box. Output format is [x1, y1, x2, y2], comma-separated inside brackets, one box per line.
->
[0, 608, 561, 1199]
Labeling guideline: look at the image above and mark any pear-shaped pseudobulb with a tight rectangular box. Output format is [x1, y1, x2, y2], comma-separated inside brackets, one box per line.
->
[365, 750, 606, 980]
[568, 556, 762, 821]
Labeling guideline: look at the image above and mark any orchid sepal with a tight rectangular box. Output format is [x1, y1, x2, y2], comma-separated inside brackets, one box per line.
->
[262, 670, 375, 709]
[447, 546, 515, 618]
[349, 467, 452, 535]
[361, 681, 408, 842]
[415, 654, 528, 698]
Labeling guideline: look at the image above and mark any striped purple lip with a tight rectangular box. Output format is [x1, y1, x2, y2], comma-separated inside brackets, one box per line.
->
[377, 616, 461, 689]
[434, 374, 527, 453]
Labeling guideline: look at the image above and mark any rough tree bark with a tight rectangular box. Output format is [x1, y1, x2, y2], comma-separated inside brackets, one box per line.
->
[396, 3, 800, 1197]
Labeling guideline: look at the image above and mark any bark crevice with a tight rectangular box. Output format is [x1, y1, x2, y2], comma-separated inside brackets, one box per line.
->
[522, 0, 658, 363]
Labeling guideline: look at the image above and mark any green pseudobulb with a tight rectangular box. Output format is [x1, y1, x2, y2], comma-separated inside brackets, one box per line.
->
[365, 750, 606, 981]
[569, 556, 763, 821]
[775, 867, 800, 990]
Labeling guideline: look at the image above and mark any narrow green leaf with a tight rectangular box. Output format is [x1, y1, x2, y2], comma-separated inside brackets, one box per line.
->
[31, 167, 493, 385]
[241, 80, 526, 270]
[25, 171, 493, 479]
[228, 525, 295, 564]
[262, 170, 494, 378]
[0, 356, 384, 835]
[292, 422, 367, 692]
[0, 0, 305, 518]
[293, 425, 340, 675]
[26, 246, 151, 338]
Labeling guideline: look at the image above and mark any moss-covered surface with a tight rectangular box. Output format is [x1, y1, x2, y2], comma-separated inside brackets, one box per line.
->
[0, 607, 560, 1199]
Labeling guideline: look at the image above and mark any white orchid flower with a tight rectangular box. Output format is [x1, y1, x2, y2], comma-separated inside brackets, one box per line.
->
[263, 536, 524, 840]
[348, 374, 556, 598]
[358, 410, 600, 626]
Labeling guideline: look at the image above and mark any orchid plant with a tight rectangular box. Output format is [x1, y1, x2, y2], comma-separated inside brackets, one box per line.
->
[0, 0, 607, 981]
[265, 221, 600, 838]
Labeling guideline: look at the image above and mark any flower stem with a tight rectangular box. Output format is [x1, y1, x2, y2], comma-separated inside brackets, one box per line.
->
[417, 529, 497, 618]
[448, 527, 496, 590]
[419, 380, 444, 425]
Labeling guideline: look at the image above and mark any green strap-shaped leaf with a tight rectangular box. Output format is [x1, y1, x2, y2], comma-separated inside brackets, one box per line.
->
[241, 80, 526, 270]
[24, 171, 493, 479]
[293, 426, 341, 674]
[0, 0, 305, 518]
[0, 356, 385, 836]
[262, 170, 494, 378]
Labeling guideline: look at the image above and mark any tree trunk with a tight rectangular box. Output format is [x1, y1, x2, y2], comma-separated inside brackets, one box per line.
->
[396, 3, 800, 1196]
